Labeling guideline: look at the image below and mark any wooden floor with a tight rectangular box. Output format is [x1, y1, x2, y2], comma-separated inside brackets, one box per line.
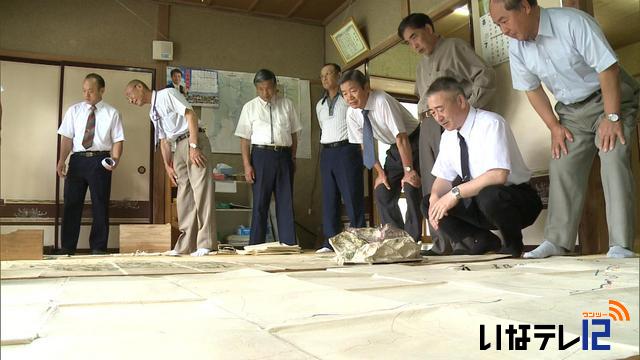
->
[1, 253, 638, 359]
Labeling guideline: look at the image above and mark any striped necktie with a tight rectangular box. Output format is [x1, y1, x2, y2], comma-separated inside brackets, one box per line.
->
[82, 105, 97, 149]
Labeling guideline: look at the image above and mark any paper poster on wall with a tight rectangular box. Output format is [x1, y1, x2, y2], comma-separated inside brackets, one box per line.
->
[478, 0, 510, 66]
[166, 66, 220, 107]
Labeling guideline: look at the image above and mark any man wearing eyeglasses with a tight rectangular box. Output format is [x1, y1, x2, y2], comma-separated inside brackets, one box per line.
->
[426, 77, 541, 257]
[398, 12, 496, 255]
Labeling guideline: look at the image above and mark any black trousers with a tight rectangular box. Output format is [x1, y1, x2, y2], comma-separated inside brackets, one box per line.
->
[436, 183, 542, 254]
[61, 154, 112, 252]
[374, 127, 423, 241]
[250, 146, 296, 245]
[320, 143, 365, 248]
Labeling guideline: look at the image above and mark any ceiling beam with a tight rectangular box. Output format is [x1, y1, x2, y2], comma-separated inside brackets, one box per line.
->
[287, 0, 306, 17]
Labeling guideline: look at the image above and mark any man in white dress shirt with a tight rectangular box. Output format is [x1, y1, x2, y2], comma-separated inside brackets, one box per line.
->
[235, 69, 302, 246]
[339, 70, 423, 241]
[490, 0, 639, 258]
[399, 12, 497, 256]
[426, 77, 542, 257]
[57, 73, 124, 255]
[315, 63, 365, 253]
[125, 79, 216, 257]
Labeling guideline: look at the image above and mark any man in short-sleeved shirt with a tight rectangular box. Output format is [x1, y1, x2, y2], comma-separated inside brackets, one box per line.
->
[315, 63, 365, 253]
[490, 0, 640, 258]
[427, 77, 541, 256]
[399, 12, 496, 255]
[341, 70, 423, 241]
[56, 73, 124, 255]
[235, 69, 302, 246]
[125, 79, 216, 256]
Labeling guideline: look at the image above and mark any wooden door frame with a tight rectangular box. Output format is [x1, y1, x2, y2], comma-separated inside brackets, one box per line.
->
[0, 55, 156, 250]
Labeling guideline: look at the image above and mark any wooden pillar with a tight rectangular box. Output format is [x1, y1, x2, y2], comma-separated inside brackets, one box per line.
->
[154, 4, 170, 224]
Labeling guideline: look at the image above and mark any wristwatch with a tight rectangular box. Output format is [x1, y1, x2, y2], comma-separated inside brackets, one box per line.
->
[606, 113, 620, 122]
[189, 143, 199, 149]
[404, 166, 413, 172]
[451, 186, 462, 200]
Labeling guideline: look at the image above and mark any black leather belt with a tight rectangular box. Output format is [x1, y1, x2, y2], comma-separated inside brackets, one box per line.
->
[252, 144, 291, 152]
[577, 90, 601, 105]
[322, 140, 350, 148]
[73, 151, 110, 157]
[175, 128, 205, 143]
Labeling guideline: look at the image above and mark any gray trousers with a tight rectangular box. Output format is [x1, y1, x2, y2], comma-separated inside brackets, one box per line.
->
[546, 72, 639, 251]
[173, 132, 217, 253]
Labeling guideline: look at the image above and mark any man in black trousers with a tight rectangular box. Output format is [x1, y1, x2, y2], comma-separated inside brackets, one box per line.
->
[56, 73, 124, 255]
[235, 69, 302, 245]
[340, 70, 423, 241]
[426, 77, 541, 257]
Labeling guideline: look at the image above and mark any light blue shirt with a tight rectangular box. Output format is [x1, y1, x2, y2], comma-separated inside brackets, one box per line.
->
[508, 7, 617, 105]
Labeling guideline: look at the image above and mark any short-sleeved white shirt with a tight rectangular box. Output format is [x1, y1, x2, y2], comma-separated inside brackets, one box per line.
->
[316, 93, 349, 144]
[149, 88, 194, 141]
[432, 107, 531, 185]
[346, 90, 419, 145]
[57, 100, 125, 152]
[235, 95, 302, 146]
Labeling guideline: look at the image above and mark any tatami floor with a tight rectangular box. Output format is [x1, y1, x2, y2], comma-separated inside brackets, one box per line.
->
[1, 253, 638, 359]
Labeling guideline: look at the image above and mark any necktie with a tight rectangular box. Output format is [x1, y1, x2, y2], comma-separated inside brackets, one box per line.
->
[82, 105, 96, 149]
[457, 132, 470, 183]
[362, 109, 375, 170]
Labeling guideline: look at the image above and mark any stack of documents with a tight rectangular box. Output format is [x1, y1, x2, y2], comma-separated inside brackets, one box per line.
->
[237, 242, 302, 255]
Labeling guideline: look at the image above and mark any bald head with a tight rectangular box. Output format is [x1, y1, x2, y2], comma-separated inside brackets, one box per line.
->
[125, 79, 151, 107]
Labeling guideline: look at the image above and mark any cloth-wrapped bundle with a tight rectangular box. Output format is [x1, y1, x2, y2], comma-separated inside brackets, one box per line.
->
[329, 225, 421, 264]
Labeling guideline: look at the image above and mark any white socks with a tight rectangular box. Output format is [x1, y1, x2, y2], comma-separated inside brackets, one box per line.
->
[165, 248, 211, 256]
[523, 240, 568, 259]
[315, 247, 333, 254]
[190, 248, 211, 257]
[607, 246, 636, 258]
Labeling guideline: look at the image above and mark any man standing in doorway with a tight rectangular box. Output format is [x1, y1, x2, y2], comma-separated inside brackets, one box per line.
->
[57, 73, 124, 255]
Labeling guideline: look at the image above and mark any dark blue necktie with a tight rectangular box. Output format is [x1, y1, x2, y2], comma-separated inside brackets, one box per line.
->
[362, 109, 375, 169]
[458, 132, 470, 183]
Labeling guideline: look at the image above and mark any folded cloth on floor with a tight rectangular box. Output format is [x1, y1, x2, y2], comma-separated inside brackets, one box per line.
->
[329, 225, 421, 264]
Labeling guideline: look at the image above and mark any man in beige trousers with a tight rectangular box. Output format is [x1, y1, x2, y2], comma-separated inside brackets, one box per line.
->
[125, 79, 216, 256]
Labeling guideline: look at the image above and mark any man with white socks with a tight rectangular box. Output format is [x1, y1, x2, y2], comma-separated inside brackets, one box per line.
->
[125, 80, 216, 257]
[490, 0, 639, 258]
